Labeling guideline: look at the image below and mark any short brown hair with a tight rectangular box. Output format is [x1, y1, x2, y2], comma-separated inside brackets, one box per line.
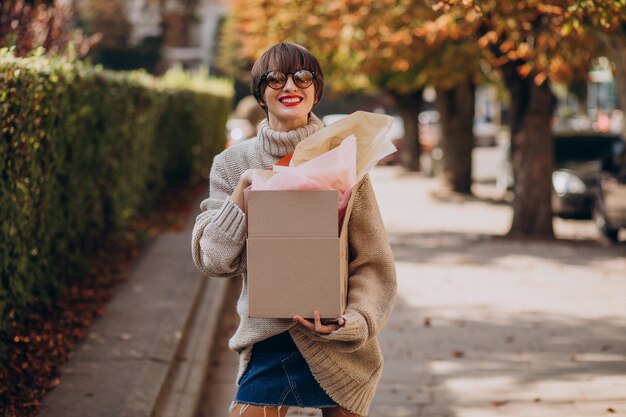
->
[250, 42, 324, 110]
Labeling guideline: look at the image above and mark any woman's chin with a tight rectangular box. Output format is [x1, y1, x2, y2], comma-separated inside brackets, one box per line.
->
[269, 109, 310, 128]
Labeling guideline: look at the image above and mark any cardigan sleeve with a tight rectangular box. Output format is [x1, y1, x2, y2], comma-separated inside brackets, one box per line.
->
[300, 175, 397, 351]
[191, 153, 248, 278]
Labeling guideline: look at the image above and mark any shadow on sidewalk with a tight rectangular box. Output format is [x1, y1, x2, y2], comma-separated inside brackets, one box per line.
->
[379, 295, 626, 416]
[388, 231, 626, 267]
[429, 188, 512, 207]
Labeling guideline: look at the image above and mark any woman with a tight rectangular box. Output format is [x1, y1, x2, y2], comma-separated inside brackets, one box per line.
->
[191, 42, 396, 417]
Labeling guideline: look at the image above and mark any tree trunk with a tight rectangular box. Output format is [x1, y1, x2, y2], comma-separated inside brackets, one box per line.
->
[606, 33, 626, 138]
[435, 80, 475, 194]
[391, 90, 423, 172]
[502, 63, 555, 238]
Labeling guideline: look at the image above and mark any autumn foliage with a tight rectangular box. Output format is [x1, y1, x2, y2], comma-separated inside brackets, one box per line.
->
[224, 0, 624, 236]
[430, 0, 607, 85]
[0, 0, 98, 57]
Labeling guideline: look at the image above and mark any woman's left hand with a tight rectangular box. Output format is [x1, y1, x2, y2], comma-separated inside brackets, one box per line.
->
[293, 311, 345, 334]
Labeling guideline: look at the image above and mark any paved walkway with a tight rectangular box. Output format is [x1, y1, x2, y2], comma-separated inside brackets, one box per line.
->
[200, 165, 626, 417]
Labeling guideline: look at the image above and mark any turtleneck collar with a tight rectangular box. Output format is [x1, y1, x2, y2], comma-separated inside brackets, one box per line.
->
[257, 113, 325, 157]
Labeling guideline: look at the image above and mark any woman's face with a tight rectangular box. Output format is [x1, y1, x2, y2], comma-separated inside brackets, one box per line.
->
[263, 71, 316, 132]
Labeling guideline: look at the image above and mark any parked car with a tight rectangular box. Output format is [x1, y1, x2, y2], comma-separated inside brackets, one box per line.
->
[496, 133, 626, 221]
[551, 134, 625, 218]
[592, 147, 626, 241]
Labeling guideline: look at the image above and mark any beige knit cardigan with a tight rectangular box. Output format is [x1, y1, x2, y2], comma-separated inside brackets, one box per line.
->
[191, 114, 397, 416]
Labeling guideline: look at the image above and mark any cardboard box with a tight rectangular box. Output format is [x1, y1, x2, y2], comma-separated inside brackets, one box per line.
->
[246, 190, 348, 319]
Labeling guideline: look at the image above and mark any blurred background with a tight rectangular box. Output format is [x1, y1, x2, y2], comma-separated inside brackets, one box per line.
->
[2, 2, 626, 416]
[3, 0, 625, 242]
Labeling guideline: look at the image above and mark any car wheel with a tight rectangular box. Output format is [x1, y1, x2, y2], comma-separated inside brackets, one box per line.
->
[592, 199, 619, 242]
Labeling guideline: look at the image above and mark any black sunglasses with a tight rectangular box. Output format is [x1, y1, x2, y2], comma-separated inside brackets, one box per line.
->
[261, 69, 316, 90]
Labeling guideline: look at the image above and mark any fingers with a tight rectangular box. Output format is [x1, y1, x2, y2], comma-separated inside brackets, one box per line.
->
[293, 311, 344, 334]
[293, 315, 315, 330]
[255, 168, 275, 177]
[314, 310, 323, 332]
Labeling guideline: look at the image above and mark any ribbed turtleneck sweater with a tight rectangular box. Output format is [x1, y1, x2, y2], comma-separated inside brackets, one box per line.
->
[191, 114, 397, 416]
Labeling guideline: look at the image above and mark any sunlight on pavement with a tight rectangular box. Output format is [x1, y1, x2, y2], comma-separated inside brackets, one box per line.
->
[371, 164, 626, 417]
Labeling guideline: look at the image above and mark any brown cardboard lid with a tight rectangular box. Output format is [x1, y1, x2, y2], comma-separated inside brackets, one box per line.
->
[248, 190, 338, 237]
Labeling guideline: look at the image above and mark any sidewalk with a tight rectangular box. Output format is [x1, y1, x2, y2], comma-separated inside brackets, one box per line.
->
[38, 194, 229, 417]
[202, 166, 626, 417]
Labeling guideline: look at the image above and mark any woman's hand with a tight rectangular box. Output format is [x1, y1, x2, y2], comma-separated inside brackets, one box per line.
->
[293, 311, 345, 334]
[230, 168, 275, 209]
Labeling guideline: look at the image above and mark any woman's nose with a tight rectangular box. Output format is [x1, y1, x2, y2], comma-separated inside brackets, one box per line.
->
[282, 75, 297, 91]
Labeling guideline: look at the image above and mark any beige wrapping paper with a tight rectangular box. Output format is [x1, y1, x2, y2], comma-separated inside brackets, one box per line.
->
[291, 111, 396, 179]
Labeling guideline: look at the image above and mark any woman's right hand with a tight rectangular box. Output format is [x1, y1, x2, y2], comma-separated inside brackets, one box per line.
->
[230, 168, 274, 209]
[293, 311, 346, 334]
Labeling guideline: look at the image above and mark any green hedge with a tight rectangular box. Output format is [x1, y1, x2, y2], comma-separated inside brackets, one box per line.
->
[0, 54, 232, 329]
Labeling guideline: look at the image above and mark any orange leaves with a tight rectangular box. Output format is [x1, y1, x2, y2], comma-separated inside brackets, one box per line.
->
[391, 59, 411, 72]
[499, 39, 516, 53]
[378, 24, 392, 38]
[326, 0, 344, 12]
[465, 7, 480, 22]
[228, 0, 593, 92]
[564, 0, 626, 32]
[432, 1, 448, 12]
[533, 71, 548, 86]
[548, 55, 575, 84]
[389, 30, 413, 46]
[478, 31, 498, 48]
[517, 42, 531, 59]
[306, 15, 321, 25]
[518, 63, 533, 78]
[439, 0, 606, 88]
[536, 4, 564, 15]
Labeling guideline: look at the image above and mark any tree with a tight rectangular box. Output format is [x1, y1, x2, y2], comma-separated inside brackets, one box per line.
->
[416, 17, 485, 193]
[0, 0, 97, 57]
[215, 12, 255, 104]
[433, 0, 600, 238]
[226, 0, 483, 182]
[77, 0, 163, 72]
[226, 0, 428, 170]
[566, 0, 626, 138]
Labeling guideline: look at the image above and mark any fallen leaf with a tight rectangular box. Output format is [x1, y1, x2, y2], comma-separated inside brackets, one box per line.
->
[491, 400, 509, 407]
[452, 350, 465, 358]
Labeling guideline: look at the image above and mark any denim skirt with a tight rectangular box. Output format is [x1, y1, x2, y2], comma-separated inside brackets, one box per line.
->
[234, 331, 337, 408]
